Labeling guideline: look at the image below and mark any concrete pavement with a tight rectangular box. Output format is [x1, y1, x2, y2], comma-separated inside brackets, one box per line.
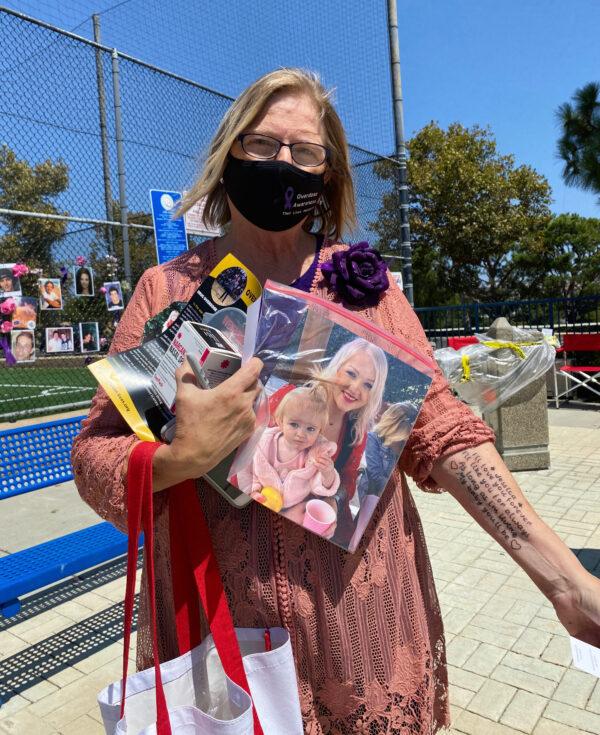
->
[0, 405, 599, 734]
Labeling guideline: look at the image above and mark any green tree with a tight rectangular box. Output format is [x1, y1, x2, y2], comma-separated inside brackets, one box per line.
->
[556, 82, 600, 201]
[372, 123, 552, 306]
[513, 213, 600, 299]
[0, 144, 69, 269]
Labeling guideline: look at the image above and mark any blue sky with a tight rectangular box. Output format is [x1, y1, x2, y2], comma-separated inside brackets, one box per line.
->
[3, 0, 600, 217]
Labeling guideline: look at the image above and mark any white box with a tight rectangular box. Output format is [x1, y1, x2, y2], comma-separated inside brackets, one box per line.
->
[152, 321, 241, 410]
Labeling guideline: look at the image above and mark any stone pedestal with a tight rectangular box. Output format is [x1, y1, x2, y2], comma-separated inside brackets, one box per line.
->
[481, 318, 550, 471]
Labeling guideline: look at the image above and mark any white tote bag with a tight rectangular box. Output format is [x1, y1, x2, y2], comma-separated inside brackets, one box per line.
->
[98, 443, 303, 735]
[98, 627, 301, 735]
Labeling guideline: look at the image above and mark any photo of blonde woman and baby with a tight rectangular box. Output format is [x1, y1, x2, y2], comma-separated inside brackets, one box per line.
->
[233, 329, 432, 552]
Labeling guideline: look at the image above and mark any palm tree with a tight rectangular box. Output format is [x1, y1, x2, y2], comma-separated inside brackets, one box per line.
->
[556, 82, 600, 201]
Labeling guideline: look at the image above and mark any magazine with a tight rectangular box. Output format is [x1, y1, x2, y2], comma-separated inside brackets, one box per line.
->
[88, 254, 261, 507]
[228, 281, 436, 552]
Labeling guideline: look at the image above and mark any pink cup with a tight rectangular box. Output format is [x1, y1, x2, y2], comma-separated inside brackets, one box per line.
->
[302, 499, 337, 536]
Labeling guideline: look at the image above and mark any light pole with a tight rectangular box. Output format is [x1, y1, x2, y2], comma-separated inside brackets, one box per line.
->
[386, 0, 414, 306]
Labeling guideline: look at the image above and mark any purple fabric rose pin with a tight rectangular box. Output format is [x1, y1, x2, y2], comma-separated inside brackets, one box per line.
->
[321, 241, 389, 307]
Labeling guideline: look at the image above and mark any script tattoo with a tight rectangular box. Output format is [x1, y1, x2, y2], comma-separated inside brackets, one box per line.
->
[450, 449, 532, 546]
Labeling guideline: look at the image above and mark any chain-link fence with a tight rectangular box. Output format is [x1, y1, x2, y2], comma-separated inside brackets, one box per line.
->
[0, 7, 399, 421]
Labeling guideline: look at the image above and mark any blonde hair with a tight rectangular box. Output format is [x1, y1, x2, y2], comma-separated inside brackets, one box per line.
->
[373, 402, 418, 447]
[275, 384, 330, 431]
[177, 68, 357, 240]
[318, 338, 388, 445]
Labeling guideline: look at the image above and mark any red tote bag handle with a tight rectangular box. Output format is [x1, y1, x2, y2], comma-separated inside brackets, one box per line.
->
[121, 441, 171, 734]
[121, 442, 263, 735]
[169, 481, 264, 735]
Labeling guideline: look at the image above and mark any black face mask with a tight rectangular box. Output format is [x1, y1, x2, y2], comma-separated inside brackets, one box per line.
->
[222, 155, 325, 232]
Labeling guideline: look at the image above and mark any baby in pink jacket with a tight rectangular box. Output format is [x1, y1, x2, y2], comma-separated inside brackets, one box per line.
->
[237, 384, 340, 508]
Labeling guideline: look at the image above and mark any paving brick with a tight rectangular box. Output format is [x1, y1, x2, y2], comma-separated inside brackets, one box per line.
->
[450, 684, 476, 709]
[470, 614, 524, 640]
[478, 595, 515, 620]
[447, 664, 486, 692]
[59, 713, 106, 734]
[533, 717, 595, 735]
[0, 709, 58, 734]
[20, 679, 59, 703]
[529, 616, 566, 636]
[540, 634, 571, 667]
[0, 631, 29, 658]
[544, 701, 600, 733]
[501, 651, 564, 683]
[589, 681, 600, 715]
[491, 664, 558, 698]
[453, 709, 524, 735]
[463, 643, 506, 677]
[46, 666, 85, 688]
[443, 607, 476, 635]
[463, 624, 519, 650]
[512, 627, 553, 658]
[0, 695, 30, 720]
[500, 689, 548, 733]
[504, 600, 542, 626]
[446, 636, 481, 667]
[467, 679, 517, 721]
[554, 669, 598, 709]
[72, 642, 122, 674]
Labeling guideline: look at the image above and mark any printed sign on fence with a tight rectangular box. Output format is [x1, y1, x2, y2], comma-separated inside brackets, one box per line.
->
[150, 190, 188, 265]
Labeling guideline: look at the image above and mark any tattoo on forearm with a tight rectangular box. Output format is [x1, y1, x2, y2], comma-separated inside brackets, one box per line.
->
[450, 449, 532, 550]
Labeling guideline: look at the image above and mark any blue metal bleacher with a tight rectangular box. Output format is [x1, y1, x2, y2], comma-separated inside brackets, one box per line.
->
[0, 416, 85, 498]
[0, 415, 135, 618]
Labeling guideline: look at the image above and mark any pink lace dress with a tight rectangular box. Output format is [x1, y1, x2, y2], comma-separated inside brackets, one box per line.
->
[72, 241, 495, 734]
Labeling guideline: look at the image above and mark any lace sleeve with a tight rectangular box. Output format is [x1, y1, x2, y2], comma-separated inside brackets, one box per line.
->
[378, 279, 496, 493]
[71, 266, 167, 532]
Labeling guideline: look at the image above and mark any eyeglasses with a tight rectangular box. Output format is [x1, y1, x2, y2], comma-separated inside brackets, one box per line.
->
[236, 133, 329, 167]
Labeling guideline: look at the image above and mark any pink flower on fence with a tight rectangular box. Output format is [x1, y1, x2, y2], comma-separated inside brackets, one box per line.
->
[0, 298, 16, 315]
[99, 286, 107, 294]
[75, 255, 87, 267]
[1, 320, 13, 333]
[12, 263, 29, 278]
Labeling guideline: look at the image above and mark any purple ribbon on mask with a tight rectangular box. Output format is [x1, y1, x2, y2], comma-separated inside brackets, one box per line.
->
[0, 335, 16, 366]
[284, 186, 294, 211]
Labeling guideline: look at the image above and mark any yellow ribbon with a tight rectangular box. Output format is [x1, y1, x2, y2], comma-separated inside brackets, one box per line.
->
[480, 340, 543, 359]
[460, 354, 471, 382]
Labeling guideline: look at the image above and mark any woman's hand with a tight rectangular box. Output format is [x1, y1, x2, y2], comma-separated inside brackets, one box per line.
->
[152, 357, 263, 491]
[549, 573, 600, 647]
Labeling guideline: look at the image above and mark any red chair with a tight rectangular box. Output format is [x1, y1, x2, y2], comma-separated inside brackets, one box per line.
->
[553, 333, 600, 408]
[447, 336, 478, 350]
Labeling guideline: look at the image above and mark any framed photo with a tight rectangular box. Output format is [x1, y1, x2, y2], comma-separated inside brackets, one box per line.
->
[11, 329, 35, 363]
[11, 297, 38, 330]
[73, 266, 95, 297]
[79, 321, 100, 353]
[104, 281, 124, 311]
[38, 278, 63, 310]
[45, 326, 73, 353]
[0, 264, 22, 298]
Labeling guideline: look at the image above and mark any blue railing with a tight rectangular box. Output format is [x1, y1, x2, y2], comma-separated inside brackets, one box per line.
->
[415, 294, 600, 345]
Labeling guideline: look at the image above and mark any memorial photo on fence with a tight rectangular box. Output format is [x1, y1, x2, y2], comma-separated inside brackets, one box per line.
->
[11, 296, 37, 330]
[45, 326, 73, 353]
[0, 264, 22, 298]
[11, 329, 35, 363]
[38, 278, 63, 310]
[104, 282, 124, 311]
[79, 322, 100, 353]
[73, 266, 95, 297]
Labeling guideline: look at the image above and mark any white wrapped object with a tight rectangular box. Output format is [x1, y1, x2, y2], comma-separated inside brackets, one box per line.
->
[435, 325, 557, 411]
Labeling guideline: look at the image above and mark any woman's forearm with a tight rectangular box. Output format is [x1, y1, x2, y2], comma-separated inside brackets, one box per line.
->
[431, 442, 589, 600]
[124, 442, 200, 493]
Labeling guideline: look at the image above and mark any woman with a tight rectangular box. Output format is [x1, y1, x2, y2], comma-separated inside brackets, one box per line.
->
[75, 267, 94, 296]
[268, 338, 387, 544]
[72, 69, 600, 733]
